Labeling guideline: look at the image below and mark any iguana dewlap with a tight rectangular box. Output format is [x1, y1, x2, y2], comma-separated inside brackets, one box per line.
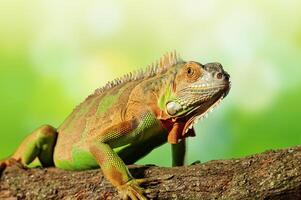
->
[0, 52, 230, 199]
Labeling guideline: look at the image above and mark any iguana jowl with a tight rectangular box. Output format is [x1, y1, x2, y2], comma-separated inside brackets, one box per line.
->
[0, 52, 231, 199]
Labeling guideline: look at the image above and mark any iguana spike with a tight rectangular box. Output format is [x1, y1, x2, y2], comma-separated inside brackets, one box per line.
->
[173, 49, 178, 61]
[91, 51, 184, 97]
[158, 51, 181, 70]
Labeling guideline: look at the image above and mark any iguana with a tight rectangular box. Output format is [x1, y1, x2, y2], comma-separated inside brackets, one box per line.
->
[0, 52, 231, 199]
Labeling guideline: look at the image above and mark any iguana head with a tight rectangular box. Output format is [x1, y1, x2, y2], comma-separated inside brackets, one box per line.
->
[161, 60, 231, 143]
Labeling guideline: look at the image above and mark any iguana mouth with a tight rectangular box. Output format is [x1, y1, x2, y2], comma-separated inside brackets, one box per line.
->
[181, 89, 228, 137]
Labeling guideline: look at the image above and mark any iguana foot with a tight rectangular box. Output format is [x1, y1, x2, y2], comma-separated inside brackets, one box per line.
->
[118, 179, 147, 200]
[118, 175, 174, 200]
[0, 161, 6, 174]
[190, 160, 201, 165]
[0, 158, 22, 175]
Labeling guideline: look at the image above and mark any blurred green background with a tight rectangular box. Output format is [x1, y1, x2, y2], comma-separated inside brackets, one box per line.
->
[0, 0, 301, 167]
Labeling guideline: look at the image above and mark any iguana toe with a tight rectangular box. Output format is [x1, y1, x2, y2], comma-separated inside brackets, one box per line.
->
[118, 179, 147, 200]
[0, 161, 6, 174]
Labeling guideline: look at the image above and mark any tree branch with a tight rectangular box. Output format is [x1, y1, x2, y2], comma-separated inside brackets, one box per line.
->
[1, 145, 300, 199]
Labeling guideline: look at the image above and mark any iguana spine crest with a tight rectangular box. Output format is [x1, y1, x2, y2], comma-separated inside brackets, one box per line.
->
[93, 51, 183, 96]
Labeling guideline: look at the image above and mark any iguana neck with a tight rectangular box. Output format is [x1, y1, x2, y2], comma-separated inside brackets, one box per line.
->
[142, 70, 177, 119]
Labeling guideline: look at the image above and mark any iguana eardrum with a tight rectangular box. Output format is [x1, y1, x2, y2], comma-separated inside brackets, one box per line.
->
[0, 52, 231, 199]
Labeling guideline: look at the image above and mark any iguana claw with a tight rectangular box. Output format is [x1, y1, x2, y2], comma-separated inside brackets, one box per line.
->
[0, 158, 23, 175]
[0, 161, 6, 175]
[118, 179, 147, 200]
[118, 175, 174, 200]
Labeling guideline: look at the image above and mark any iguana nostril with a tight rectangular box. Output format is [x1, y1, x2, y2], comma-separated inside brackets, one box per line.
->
[216, 72, 223, 80]
[224, 73, 230, 81]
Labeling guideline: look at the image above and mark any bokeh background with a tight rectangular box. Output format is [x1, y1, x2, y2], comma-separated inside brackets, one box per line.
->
[1, 0, 301, 167]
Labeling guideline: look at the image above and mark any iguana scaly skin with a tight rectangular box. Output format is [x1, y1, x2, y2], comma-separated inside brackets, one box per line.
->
[0, 52, 231, 199]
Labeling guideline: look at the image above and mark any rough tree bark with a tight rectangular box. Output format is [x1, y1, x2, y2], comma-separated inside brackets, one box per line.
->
[0, 145, 300, 200]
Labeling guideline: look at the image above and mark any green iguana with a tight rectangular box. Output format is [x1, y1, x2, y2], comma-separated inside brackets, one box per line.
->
[0, 52, 231, 199]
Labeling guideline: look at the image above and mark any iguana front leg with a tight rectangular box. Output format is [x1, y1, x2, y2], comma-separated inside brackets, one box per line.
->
[171, 127, 195, 166]
[87, 120, 148, 200]
[171, 139, 186, 166]
[89, 142, 147, 199]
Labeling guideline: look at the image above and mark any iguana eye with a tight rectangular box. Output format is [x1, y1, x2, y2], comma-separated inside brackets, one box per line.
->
[186, 67, 194, 77]
[183, 62, 202, 82]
